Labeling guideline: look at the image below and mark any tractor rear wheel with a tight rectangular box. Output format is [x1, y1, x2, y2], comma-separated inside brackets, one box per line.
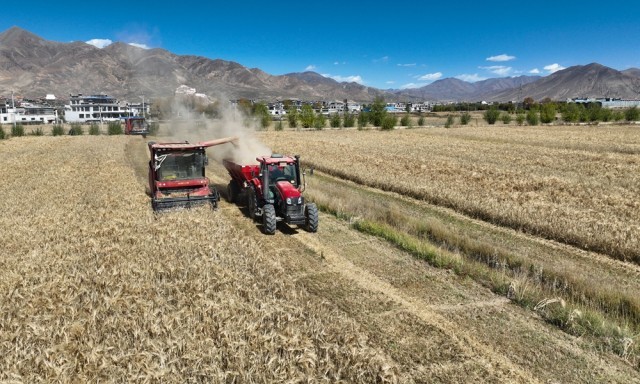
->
[247, 187, 258, 221]
[263, 204, 277, 235]
[304, 203, 319, 233]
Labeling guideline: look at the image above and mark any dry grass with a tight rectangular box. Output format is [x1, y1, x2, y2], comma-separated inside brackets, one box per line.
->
[260, 125, 640, 263]
[0, 136, 398, 382]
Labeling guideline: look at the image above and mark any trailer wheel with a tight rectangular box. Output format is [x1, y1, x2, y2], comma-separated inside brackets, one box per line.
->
[227, 180, 240, 203]
[263, 204, 277, 235]
[305, 203, 319, 233]
[247, 187, 258, 221]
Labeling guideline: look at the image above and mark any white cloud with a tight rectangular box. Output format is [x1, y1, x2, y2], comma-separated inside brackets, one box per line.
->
[544, 63, 565, 73]
[305, 65, 316, 71]
[386, 80, 396, 84]
[455, 74, 487, 82]
[86, 38, 113, 48]
[373, 56, 389, 63]
[397, 63, 416, 67]
[418, 72, 443, 81]
[400, 83, 424, 89]
[529, 68, 541, 74]
[322, 74, 364, 84]
[487, 54, 516, 62]
[480, 65, 512, 76]
[128, 42, 150, 49]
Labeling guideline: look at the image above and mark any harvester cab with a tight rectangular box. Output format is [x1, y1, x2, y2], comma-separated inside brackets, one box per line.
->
[223, 154, 318, 235]
[124, 116, 150, 138]
[147, 137, 237, 211]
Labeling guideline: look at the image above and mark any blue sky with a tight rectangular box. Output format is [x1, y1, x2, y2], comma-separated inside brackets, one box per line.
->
[4, 1, 640, 89]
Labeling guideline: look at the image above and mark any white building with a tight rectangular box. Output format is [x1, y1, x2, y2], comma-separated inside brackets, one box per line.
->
[0, 103, 57, 124]
[64, 94, 132, 123]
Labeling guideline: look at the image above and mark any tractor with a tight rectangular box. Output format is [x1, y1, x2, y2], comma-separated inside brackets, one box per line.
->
[148, 137, 237, 211]
[223, 154, 318, 235]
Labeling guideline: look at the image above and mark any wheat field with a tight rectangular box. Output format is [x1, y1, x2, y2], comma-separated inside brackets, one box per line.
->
[0, 136, 397, 382]
[260, 125, 640, 264]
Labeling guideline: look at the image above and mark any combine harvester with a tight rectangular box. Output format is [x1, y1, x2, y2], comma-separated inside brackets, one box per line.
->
[147, 137, 237, 211]
[123, 116, 150, 138]
[223, 154, 318, 235]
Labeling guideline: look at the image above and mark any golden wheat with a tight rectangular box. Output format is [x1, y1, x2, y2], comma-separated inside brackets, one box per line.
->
[0, 135, 399, 382]
[260, 125, 640, 263]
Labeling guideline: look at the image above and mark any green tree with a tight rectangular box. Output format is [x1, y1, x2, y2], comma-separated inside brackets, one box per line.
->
[0, 126, 5, 140]
[562, 103, 580, 123]
[460, 112, 471, 125]
[445, 114, 455, 128]
[357, 111, 369, 129]
[400, 114, 411, 127]
[483, 108, 500, 124]
[343, 111, 355, 128]
[380, 114, 397, 130]
[330, 113, 341, 128]
[286, 107, 298, 128]
[417, 115, 425, 126]
[253, 102, 271, 129]
[314, 113, 326, 130]
[501, 112, 512, 124]
[526, 109, 539, 125]
[300, 104, 316, 128]
[539, 103, 556, 124]
[369, 97, 387, 127]
[625, 106, 640, 122]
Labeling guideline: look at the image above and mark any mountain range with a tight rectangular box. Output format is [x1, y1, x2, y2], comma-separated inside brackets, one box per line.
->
[1, 26, 639, 103]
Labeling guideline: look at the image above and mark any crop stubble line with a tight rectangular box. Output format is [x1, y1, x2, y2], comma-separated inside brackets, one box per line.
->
[294, 231, 541, 384]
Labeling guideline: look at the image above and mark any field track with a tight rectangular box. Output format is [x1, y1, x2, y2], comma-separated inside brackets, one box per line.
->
[0, 135, 638, 382]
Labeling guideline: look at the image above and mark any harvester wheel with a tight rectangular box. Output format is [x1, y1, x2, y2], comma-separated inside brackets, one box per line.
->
[247, 187, 258, 221]
[227, 181, 240, 203]
[305, 203, 319, 233]
[263, 204, 277, 235]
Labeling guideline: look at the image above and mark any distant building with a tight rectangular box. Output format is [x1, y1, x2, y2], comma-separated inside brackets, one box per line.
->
[0, 102, 57, 124]
[568, 97, 640, 109]
[64, 94, 132, 123]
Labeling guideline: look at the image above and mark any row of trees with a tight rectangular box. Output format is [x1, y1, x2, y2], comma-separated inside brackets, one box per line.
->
[479, 104, 640, 125]
[250, 97, 406, 130]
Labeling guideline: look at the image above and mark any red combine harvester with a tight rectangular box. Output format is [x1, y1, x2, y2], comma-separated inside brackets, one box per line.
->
[123, 116, 150, 138]
[148, 137, 237, 211]
[223, 154, 318, 235]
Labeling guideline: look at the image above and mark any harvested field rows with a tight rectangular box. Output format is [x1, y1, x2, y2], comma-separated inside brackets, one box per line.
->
[259, 125, 640, 263]
[2, 134, 639, 382]
[0, 136, 397, 382]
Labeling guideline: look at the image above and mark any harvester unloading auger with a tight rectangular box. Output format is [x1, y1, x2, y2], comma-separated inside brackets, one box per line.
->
[147, 136, 238, 211]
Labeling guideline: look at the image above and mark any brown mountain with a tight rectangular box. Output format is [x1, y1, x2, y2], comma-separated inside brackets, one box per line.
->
[0, 26, 390, 101]
[487, 63, 640, 101]
[2, 27, 640, 103]
[398, 76, 540, 101]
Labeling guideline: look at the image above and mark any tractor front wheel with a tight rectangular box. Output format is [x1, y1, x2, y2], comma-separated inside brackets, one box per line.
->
[247, 187, 258, 221]
[304, 203, 319, 233]
[263, 204, 277, 235]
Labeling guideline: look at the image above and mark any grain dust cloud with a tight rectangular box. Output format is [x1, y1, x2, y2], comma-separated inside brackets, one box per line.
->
[163, 95, 271, 165]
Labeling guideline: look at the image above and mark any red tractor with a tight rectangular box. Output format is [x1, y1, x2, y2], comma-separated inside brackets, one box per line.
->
[124, 116, 150, 138]
[223, 154, 318, 234]
[148, 137, 237, 211]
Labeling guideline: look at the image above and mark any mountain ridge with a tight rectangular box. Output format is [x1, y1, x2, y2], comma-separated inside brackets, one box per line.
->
[1, 26, 639, 102]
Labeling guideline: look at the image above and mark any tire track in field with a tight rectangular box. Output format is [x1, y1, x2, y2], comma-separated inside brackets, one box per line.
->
[294, 230, 541, 384]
